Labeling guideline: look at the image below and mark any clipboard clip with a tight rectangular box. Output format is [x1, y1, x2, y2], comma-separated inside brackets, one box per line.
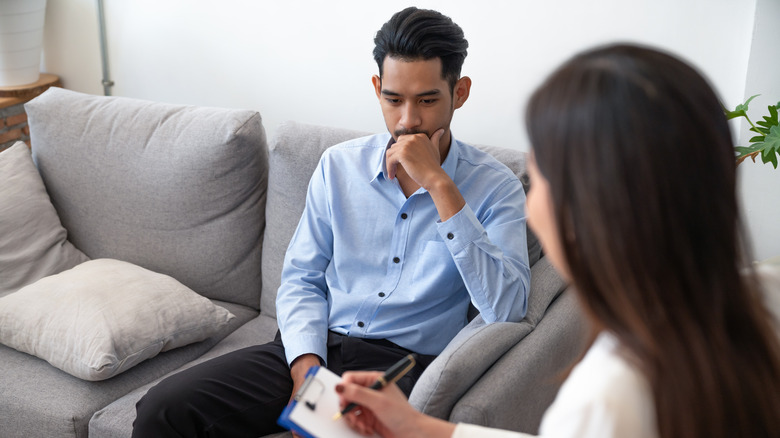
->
[294, 373, 326, 411]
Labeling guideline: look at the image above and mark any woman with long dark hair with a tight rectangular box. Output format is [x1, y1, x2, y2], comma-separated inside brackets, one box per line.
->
[335, 44, 780, 438]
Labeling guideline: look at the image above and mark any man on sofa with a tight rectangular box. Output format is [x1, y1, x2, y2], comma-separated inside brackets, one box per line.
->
[132, 7, 531, 437]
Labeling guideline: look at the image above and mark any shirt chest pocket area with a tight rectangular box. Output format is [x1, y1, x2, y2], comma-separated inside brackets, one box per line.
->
[412, 240, 461, 292]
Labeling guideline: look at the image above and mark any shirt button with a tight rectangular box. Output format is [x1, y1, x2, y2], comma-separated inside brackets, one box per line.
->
[393, 257, 400, 263]
[447, 232, 454, 240]
[378, 292, 385, 297]
[401, 213, 408, 219]
[357, 321, 365, 327]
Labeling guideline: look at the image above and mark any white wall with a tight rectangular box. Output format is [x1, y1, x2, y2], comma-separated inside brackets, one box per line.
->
[40, 0, 778, 260]
[738, 0, 780, 261]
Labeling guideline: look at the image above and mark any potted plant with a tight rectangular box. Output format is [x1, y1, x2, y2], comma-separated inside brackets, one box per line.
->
[725, 95, 780, 168]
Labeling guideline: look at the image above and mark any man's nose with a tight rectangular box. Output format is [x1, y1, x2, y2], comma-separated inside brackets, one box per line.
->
[399, 103, 421, 130]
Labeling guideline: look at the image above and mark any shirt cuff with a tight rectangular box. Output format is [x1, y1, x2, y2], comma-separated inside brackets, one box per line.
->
[282, 333, 328, 367]
[437, 204, 484, 254]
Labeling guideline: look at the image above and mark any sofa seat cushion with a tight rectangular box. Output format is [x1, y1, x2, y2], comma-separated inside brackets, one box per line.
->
[0, 259, 236, 381]
[24, 88, 268, 309]
[89, 313, 280, 438]
[0, 299, 257, 438]
[0, 142, 88, 298]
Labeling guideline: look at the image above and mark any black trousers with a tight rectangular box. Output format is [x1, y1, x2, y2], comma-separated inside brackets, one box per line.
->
[132, 331, 435, 438]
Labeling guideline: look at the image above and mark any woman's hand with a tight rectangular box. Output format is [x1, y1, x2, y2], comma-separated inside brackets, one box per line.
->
[336, 371, 456, 438]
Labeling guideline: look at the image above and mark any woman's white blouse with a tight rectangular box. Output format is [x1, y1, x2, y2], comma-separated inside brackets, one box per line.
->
[451, 333, 658, 438]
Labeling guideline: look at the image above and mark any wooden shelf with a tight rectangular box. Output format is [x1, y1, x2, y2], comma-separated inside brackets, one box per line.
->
[0, 74, 62, 107]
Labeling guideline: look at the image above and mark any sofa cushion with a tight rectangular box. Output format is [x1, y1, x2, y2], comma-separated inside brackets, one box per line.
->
[24, 88, 268, 308]
[261, 122, 370, 317]
[0, 259, 235, 381]
[477, 144, 541, 266]
[448, 289, 589, 433]
[408, 255, 568, 419]
[89, 313, 280, 438]
[0, 142, 88, 298]
[0, 299, 255, 438]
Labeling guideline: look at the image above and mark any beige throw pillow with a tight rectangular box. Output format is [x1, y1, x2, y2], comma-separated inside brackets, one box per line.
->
[0, 259, 235, 381]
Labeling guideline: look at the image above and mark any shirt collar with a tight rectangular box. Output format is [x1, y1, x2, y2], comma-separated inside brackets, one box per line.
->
[371, 133, 461, 184]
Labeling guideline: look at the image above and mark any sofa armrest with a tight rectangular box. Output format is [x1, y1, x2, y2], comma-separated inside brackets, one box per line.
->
[448, 288, 589, 433]
[409, 255, 570, 420]
[409, 316, 533, 419]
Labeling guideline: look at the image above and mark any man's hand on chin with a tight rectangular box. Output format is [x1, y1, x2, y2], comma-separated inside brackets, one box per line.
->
[387, 128, 465, 221]
[386, 128, 446, 186]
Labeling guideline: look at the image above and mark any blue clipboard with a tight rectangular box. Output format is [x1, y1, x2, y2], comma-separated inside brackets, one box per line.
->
[277, 366, 374, 438]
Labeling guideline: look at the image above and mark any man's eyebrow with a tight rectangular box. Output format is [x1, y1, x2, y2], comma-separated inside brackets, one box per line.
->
[381, 89, 442, 97]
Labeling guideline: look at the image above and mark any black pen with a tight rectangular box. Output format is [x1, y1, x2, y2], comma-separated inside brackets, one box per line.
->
[333, 353, 416, 420]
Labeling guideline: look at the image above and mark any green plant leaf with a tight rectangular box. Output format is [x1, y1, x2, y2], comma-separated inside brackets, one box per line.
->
[736, 144, 763, 154]
[768, 105, 779, 124]
[731, 94, 780, 167]
[725, 109, 746, 120]
[760, 125, 780, 168]
[761, 148, 778, 168]
[725, 94, 760, 120]
[735, 94, 760, 113]
[765, 124, 780, 148]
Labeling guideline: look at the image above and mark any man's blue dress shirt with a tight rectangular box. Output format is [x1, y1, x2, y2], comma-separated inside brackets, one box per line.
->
[276, 133, 530, 365]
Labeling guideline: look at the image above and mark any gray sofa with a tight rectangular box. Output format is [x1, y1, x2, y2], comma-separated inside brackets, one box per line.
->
[0, 88, 588, 437]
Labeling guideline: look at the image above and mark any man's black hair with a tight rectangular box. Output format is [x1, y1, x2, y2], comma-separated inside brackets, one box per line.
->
[373, 7, 468, 91]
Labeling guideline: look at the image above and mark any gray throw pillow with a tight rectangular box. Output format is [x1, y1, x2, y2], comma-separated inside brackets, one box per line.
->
[0, 142, 88, 298]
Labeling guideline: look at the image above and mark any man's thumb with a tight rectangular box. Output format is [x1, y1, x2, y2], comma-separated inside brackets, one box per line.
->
[431, 128, 446, 146]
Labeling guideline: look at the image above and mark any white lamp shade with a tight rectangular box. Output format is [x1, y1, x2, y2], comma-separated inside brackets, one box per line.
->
[0, 0, 47, 86]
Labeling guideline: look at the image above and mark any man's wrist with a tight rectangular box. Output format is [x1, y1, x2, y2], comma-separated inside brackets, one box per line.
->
[421, 168, 451, 192]
[427, 176, 465, 222]
[290, 353, 322, 373]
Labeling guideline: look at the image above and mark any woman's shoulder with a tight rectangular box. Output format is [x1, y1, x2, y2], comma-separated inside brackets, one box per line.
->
[451, 334, 661, 438]
[538, 333, 658, 438]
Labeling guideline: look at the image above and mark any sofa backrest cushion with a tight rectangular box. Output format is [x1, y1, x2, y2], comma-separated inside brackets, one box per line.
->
[476, 145, 541, 266]
[0, 142, 89, 297]
[25, 88, 268, 309]
[261, 121, 370, 317]
[261, 121, 539, 318]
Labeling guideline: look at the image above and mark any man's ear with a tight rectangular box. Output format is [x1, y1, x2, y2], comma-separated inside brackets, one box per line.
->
[453, 76, 471, 109]
[372, 75, 382, 99]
